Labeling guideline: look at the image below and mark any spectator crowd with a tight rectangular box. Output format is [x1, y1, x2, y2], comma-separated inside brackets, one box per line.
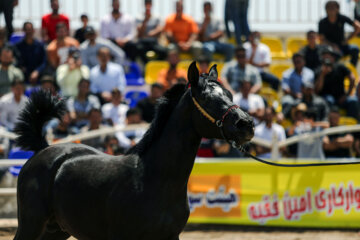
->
[0, 0, 360, 160]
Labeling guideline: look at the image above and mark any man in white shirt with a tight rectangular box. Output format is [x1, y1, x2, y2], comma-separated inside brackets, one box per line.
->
[100, 0, 137, 61]
[233, 78, 265, 125]
[90, 47, 126, 103]
[254, 107, 286, 158]
[244, 31, 280, 90]
[0, 79, 27, 131]
[101, 88, 129, 127]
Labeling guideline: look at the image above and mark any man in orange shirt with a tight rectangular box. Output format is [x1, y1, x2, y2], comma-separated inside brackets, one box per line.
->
[47, 23, 79, 69]
[164, 0, 202, 57]
[157, 49, 187, 90]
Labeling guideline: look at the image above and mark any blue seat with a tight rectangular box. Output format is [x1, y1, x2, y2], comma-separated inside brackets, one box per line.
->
[9, 32, 24, 44]
[125, 91, 148, 108]
[125, 62, 145, 86]
[7, 148, 34, 176]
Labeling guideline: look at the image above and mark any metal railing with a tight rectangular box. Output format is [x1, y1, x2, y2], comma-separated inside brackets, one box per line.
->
[7, 0, 354, 32]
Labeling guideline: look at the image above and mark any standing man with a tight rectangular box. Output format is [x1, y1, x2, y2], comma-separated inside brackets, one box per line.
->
[164, 0, 202, 57]
[15, 22, 47, 85]
[199, 1, 234, 62]
[0, 47, 23, 97]
[100, 0, 137, 61]
[41, 0, 70, 43]
[0, 0, 18, 39]
[136, 0, 167, 63]
[318, 1, 360, 66]
[225, 0, 250, 44]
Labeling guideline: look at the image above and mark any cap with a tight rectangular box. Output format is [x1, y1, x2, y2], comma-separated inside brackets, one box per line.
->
[40, 75, 55, 83]
[302, 81, 314, 89]
[320, 45, 341, 59]
[84, 26, 96, 35]
[295, 103, 307, 112]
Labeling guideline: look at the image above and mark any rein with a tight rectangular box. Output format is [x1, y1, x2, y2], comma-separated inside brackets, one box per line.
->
[190, 87, 360, 167]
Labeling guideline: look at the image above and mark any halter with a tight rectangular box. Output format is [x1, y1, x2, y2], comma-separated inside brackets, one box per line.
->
[188, 82, 240, 145]
[189, 82, 360, 167]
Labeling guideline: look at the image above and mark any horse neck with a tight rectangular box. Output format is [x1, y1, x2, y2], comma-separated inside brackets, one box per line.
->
[143, 92, 201, 186]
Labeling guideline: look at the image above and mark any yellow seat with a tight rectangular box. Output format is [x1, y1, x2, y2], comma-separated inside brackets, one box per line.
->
[227, 36, 236, 45]
[339, 116, 358, 126]
[178, 61, 192, 71]
[259, 87, 279, 106]
[179, 52, 193, 60]
[348, 37, 360, 48]
[269, 63, 292, 79]
[261, 36, 287, 60]
[286, 37, 306, 58]
[144, 61, 169, 85]
[213, 53, 226, 61]
[281, 118, 293, 129]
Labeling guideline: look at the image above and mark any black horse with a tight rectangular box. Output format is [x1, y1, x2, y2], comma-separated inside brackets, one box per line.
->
[13, 62, 254, 240]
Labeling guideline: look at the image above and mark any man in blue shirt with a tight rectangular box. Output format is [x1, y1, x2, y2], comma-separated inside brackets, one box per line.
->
[281, 53, 314, 118]
[15, 22, 47, 85]
[90, 47, 126, 103]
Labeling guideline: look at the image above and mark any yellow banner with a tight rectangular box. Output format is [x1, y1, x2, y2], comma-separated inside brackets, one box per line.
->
[187, 159, 360, 228]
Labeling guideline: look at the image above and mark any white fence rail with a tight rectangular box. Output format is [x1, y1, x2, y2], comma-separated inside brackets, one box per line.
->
[6, 0, 355, 32]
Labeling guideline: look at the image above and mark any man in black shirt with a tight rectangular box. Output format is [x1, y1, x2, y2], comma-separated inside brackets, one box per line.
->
[136, 83, 164, 123]
[74, 14, 89, 44]
[299, 31, 324, 72]
[318, 1, 360, 66]
[315, 47, 358, 119]
[323, 107, 354, 158]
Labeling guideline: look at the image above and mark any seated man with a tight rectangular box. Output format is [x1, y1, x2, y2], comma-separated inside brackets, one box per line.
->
[244, 31, 280, 90]
[136, 83, 164, 123]
[315, 46, 358, 119]
[100, 0, 137, 61]
[323, 107, 354, 158]
[15, 21, 47, 85]
[233, 77, 264, 125]
[254, 107, 286, 158]
[80, 26, 125, 69]
[0, 46, 24, 97]
[101, 88, 129, 127]
[296, 81, 329, 122]
[136, 0, 167, 63]
[164, 0, 202, 56]
[90, 47, 126, 103]
[80, 108, 107, 151]
[281, 53, 314, 118]
[0, 79, 27, 131]
[299, 30, 324, 72]
[318, 1, 360, 66]
[47, 23, 79, 69]
[199, 1, 234, 62]
[56, 47, 90, 97]
[66, 78, 101, 129]
[116, 108, 146, 150]
[221, 46, 262, 94]
[157, 49, 187, 90]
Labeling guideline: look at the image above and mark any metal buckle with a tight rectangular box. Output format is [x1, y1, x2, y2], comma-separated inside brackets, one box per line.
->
[216, 120, 223, 128]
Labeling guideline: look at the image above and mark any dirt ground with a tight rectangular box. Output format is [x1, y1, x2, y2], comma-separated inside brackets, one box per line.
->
[1, 221, 360, 240]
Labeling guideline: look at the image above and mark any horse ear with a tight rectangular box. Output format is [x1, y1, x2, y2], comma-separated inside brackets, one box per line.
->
[187, 61, 199, 87]
[208, 64, 218, 79]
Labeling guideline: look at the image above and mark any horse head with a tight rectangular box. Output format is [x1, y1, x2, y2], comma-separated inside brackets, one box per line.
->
[188, 61, 254, 147]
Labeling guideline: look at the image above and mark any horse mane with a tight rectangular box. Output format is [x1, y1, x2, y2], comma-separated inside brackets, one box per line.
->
[126, 83, 187, 156]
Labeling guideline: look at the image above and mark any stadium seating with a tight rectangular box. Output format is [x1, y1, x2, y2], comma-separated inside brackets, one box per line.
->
[269, 62, 292, 79]
[125, 91, 149, 108]
[286, 37, 306, 58]
[145, 61, 169, 84]
[261, 36, 287, 60]
[8, 149, 34, 177]
[348, 37, 360, 48]
[339, 116, 358, 126]
[125, 62, 145, 86]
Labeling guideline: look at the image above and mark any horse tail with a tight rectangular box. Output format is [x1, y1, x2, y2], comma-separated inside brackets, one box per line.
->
[14, 90, 67, 152]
